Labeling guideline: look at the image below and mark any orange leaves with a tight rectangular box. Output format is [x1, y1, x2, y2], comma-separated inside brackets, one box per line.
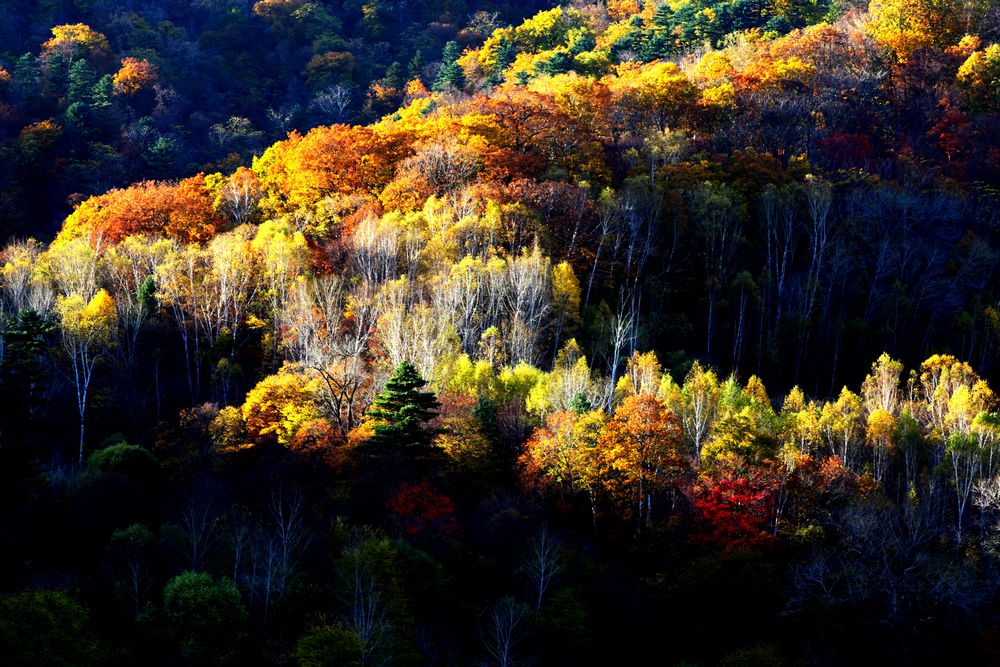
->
[597, 394, 686, 523]
[474, 88, 606, 183]
[520, 409, 604, 498]
[606, 0, 641, 21]
[737, 56, 816, 92]
[253, 124, 413, 216]
[113, 57, 158, 96]
[60, 174, 223, 244]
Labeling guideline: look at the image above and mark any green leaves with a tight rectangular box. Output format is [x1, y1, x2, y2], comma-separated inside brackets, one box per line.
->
[367, 361, 440, 452]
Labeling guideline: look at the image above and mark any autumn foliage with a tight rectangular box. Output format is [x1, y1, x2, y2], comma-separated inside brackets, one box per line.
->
[60, 174, 224, 244]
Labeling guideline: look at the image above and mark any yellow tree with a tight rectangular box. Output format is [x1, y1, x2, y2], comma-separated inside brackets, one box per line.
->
[781, 387, 822, 458]
[550, 261, 581, 354]
[526, 339, 599, 416]
[679, 361, 721, 465]
[614, 350, 664, 404]
[866, 409, 896, 485]
[819, 387, 865, 472]
[520, 409, 606, 530]
[57, 289, 116, 464]
[957, 43, 1000, 110]
[251, 220, 309, 367]
[42, 24, 110, 62]
[241, 367, 323, 447]
[861, 352, 903, 417]
[944, 379, 998, 541]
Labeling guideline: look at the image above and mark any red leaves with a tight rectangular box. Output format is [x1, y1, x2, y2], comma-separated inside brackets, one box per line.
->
[692, 460, 779, 547]
[387, 480, 461, 538]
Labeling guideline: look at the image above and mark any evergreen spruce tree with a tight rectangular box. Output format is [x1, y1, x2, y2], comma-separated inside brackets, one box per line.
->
[92, 74, 115, 109]
[473, 395, 500, 446]
[0, 310, 53, 447]
[538, 49, 573, 76]
[366, 361, 440, 452]
[12, 53, 41, 104]
[570, 393, 592, 414]
[384, 61, 405, 92]
[67, 59, 96, 106]
[407, 50, 425, 81]
[433, 41, 465, 92]
[42, 51, 68, 101]
[487, 37, 516, 86]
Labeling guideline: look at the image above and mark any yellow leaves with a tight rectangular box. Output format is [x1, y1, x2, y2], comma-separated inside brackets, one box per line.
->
[551, 261, 581, 335]
[42, 24, 109, 58]
[699, 83, 735, 109]
[739, 56, 816, 91]
[744, 375, 771, 407]
[605, 60, 698, 131]
[596, 19, 639, 51]
[56, 288, 117, 344]
[521, 409, 606, 494]
[445, 355, 497, 397]
[957, 43, 1000, 109]
[866, 409, 897, 446]
[621, 351, 664, 399]
[251, 219, 309, 279]
[241, 367, 322, 446]
[690, 50, 735, 86]
[771, 57, 816, 84]
[210, 405, 248, 451]
[18, 119, 62, 152]
[527, 340, 596, 415]
[866, 0, 964, 61]
[496, 362, 545, 404]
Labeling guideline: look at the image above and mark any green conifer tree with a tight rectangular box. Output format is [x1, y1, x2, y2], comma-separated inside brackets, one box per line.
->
[0, 310, 53, 447]
[366, 361, 439, 452]
[407, 49, 425, 81]
[67, 59, 96, 106]
[433, 41, 465, 92]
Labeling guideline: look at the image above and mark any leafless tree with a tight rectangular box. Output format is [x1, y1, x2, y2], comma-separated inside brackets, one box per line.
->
[503, 246, 551, 365]
[479, 597, 531, 667]
[340, 534, 391, 666]
[219, 170, 261, 226]
[176, 495, 219, 571]
[402, 142, 481, 194]
[522, 525, 564, 613]
[353, 216, 400, 286]
[311, 84, 353, 123]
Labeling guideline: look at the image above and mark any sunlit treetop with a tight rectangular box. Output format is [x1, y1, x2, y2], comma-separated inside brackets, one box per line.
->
[42, 24, 110, 60]
[113, 57, 158, 96]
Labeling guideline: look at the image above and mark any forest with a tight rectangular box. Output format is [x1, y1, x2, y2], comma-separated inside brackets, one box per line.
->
[3, 0, 1000, 664]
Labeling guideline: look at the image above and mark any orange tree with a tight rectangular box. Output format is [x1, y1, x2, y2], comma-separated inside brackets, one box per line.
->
[596, 393, 687, 529]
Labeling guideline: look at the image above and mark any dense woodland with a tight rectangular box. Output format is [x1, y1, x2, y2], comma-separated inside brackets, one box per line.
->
[4, 0, 1000, 664]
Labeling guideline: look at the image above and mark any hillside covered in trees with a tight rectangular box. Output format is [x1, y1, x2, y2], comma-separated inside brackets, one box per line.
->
[3, 0, 1000, 664]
